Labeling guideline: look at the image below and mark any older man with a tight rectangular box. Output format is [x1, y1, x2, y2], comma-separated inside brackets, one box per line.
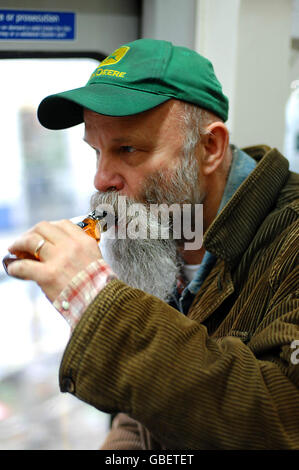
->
[7, 39, 299, 449]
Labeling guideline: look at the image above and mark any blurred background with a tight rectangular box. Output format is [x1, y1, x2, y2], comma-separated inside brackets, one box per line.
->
[0, 0, 298, 450]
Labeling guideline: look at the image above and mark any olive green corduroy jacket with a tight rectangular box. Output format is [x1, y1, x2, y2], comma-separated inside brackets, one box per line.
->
[59, 145, 299, 450]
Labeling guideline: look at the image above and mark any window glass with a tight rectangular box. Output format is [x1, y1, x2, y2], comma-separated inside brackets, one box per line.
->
[0, 58, 110, 450]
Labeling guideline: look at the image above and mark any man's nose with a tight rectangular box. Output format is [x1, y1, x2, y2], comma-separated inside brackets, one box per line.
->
[94, 153, 125, 193]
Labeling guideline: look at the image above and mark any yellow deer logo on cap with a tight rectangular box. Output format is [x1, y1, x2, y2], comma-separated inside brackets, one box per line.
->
[98, 46, 130, 67]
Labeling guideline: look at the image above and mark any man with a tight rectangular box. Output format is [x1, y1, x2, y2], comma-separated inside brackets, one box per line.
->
[7, 39, 299, 449]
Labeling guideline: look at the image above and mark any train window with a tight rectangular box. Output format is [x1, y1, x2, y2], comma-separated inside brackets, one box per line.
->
[0, 58, 110, 449]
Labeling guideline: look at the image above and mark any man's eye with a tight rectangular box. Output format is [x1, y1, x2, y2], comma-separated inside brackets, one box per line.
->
[120, 146, 136, 153]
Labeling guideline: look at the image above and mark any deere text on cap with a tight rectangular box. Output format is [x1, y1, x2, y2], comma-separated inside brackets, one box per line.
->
[37, 38, 229, 130]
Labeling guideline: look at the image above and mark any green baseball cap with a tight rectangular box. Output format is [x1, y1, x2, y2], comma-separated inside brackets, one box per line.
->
[37, 38, 229, 130]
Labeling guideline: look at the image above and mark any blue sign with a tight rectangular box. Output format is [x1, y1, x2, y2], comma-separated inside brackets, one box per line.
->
[0, 10, 75, 40]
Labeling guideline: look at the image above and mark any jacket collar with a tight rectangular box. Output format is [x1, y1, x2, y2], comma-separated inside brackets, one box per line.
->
[203, 145, 290, 265]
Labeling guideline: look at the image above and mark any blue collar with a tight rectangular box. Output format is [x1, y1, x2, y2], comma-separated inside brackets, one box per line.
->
[176, 145, 257, 313]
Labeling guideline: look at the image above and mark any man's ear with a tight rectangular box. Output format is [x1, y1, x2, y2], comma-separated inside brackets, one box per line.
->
[200, 122, 229, 176]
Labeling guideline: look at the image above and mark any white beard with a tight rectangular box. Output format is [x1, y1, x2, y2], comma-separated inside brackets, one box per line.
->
[99, 228, 180, 302]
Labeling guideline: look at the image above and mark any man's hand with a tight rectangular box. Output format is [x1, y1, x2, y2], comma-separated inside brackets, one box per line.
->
[7, 219, 102, 302]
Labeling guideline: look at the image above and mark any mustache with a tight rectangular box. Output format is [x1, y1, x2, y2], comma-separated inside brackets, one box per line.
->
[90, 190, 137, 228]
[90, 190, 134, 214]
[90, 190, 173, 238]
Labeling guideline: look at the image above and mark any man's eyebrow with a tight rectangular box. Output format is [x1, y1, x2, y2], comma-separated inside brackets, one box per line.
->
[82, 137, 134, 144]
[82, 137, 140, 152]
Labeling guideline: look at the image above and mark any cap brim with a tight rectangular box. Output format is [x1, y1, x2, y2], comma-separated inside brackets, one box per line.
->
[37, 83, 171, 130]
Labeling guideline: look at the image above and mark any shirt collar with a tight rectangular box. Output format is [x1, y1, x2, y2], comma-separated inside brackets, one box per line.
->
[217, 144, 257, 214]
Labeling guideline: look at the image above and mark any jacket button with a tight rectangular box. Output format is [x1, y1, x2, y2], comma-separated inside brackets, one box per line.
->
[61, 377, 75, 393]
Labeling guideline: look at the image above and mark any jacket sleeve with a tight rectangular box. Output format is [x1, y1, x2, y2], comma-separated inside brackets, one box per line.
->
[100, 412, 163, 450]
[58, 270, 299, 450]
[100, 413, 146, 450]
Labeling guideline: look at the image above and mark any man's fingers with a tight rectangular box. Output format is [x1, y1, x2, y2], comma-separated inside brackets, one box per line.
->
[6, 217, 103, 301]
[8, 233, 54, 260]
[7, 219, 82, 260]
[7, 258, 44, 281]
[31, 220, 70, 244]
[35, 219, 92, 245]
[51, 218, 92, 240]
